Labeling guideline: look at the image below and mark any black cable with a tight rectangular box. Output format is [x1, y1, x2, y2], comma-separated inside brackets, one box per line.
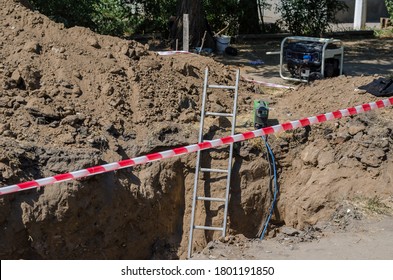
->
[259, 136, 279, 240]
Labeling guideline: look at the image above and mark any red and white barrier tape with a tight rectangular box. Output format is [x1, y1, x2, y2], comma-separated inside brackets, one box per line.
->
[1, 97, 392, 196]
[157, 51, 193, 56]
[242, 76, 294, 89]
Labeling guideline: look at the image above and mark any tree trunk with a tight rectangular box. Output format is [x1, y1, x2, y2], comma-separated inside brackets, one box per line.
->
[238, 0, 261, 34]
[171, 0, 215, 50]
[257, 0, 266, 33]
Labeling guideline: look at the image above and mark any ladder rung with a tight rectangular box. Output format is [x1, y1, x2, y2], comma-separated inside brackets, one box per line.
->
[208, 85, 236, 90]
[205, 112, 234, 117]
[194, 225, 224, 231]
[200, 168, 228, 173]
[197, 196, 226, 202]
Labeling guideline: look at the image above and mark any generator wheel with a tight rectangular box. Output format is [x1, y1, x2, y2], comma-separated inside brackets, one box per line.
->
[309, 72, 323, 81]
[325, 58, 339, 77]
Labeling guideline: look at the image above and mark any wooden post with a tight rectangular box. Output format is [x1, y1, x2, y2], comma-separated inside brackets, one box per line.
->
[380, 17, 391, 29]
[183, 14, 189, 52]
[198, 31, 207, 54]
[354, 0, 367, 30]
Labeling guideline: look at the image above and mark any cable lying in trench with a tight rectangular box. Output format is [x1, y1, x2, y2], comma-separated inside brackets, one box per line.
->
[258, 136, 279, 240]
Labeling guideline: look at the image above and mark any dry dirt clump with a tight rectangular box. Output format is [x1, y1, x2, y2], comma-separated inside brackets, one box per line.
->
[1, 0, 393, 260]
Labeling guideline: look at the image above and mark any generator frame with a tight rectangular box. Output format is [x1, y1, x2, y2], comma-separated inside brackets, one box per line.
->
[279, 36, 344, 82]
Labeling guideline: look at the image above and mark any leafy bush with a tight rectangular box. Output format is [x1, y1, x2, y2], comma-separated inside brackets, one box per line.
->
[204, 0, 272, 36]
[276, 0, 348, 36]
[386, 0, 393, 21]
[29, 0, 275, 37]
[92, 0, 137, 36]
[134, 0, 177, 36]
[30, 0, 176, 37]
[30, 0, 96, 28]
[204, 0, 239, 35]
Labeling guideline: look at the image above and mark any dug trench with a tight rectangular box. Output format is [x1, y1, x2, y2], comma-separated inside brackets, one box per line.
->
[1, 0, 393, 260]
[2, 110, 393, 260]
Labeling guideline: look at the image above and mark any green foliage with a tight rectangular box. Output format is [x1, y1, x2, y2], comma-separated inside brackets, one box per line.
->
[135, 0, 177, 35]
[374, 28, 393, 38]
[365, 196, 390, 215]
[31, 0, 273, 37]
[30, 0, 96, 28]
[31, 0, 177, 37]
[204, 0, 271, 36]
[91, 0, 136, 36]
[276, 0, 348, 36]
[386, 0, 393, 21]
[204, 0, 239, 35]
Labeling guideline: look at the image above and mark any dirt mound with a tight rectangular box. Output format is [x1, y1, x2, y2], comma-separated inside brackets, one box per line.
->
[0, 0, 257, 259]
[1, 0, 392, 259]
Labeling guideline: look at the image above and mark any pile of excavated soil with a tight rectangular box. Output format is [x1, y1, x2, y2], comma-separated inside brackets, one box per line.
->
[0, 0, 265, 259]
[1, 0, 392, 259]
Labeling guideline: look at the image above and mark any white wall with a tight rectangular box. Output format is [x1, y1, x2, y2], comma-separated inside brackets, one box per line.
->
[337, 0, 388, 22]
[262, 0, 388, 23]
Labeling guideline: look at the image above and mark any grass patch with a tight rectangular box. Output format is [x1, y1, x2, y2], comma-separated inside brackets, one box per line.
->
[248, 137, 265, 151]
[364, 196, 391, 215]
[355, 195, 392, 215]
[373, 28, 393, 38]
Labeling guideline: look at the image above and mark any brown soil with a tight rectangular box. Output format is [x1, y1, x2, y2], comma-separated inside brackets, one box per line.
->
[193, 216, 393, 259]
[1, 0, 393, 260]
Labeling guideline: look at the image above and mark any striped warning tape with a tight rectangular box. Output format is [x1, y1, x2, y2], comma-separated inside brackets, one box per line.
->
[0, 97, 392, 196]
[157, 51, 193, 56]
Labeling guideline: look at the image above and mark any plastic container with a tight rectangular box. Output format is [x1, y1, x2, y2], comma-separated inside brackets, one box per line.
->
[216, 35, 231, 53]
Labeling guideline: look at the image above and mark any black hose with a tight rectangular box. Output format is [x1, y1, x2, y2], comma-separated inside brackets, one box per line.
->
[259, 136, 279, 240]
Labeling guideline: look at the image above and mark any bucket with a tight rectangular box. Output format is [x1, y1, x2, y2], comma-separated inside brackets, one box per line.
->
[216, 35, 231, 53]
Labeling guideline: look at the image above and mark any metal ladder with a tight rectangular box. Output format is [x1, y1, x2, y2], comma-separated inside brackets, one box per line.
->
[187, 67, 240, 259]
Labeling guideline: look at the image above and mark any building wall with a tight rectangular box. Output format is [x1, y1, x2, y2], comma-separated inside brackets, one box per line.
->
[337, 0, 388, 22]
[263, 0, 388, 23]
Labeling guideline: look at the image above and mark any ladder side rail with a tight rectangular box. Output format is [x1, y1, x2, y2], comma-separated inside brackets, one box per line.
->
[221, 69, 240, 236]
[187, 67, 210, 259]
[197, 68, 209, 143]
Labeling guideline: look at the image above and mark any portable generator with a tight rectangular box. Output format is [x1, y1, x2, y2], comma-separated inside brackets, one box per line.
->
[279, 36, 344, 82]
